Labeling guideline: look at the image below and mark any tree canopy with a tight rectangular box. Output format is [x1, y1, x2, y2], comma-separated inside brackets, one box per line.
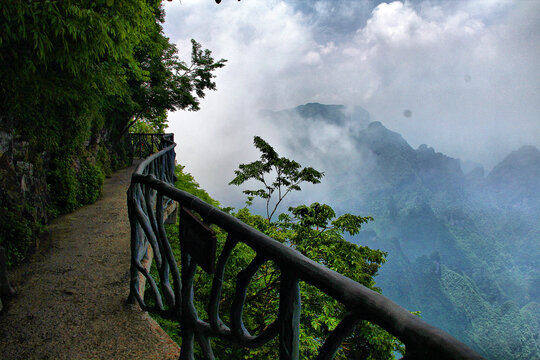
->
[229, 136, 324, 220]
[0, 0, 226, 265]
[227, 137, 401, 358]
[1, 1, 226, 142]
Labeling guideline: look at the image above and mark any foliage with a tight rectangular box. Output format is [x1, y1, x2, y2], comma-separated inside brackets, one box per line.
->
[226, 137, 401, 358]
[0, 1, 225, 264]
[1, 0, 153, 151]
[1, 0, 225, 176]
[174, 165, 220, 207]
[77, 158, 105, 205]
[128, 120, 162, 135]
[46, 155, 105, 214]
[229, 136, 324, 220]
[148, 143, 401, 358]
[117, 34, 226, 135]
[46, 156, 80, 213]
[0, 204, 36, 267]
[224, 207, 400, 360]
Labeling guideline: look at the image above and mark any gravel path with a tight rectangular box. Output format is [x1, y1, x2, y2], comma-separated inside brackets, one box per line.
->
[0, 164, 180, 360]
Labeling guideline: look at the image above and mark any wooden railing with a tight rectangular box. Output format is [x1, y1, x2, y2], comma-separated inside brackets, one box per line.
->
[126, 133, 485, 360]
[130, 133, 175, 158]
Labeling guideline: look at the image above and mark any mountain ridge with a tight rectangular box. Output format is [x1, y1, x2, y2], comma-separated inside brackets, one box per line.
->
[264, 102, 540, 360]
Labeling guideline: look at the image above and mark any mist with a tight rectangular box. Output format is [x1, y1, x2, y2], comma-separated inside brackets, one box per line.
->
[162, 0, 540, 207]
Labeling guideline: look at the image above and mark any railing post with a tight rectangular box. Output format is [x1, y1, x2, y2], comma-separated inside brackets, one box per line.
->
[279, 273, 301, 360]
[126, 193, 140, 305]
[179, 251, 197, 360]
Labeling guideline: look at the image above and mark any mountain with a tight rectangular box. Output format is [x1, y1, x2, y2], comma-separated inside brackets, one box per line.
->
[264, 102, 370, 128]
[265, 103, 540, 360]
[485, 145, 540, 210]
[349, 121, 465, 195]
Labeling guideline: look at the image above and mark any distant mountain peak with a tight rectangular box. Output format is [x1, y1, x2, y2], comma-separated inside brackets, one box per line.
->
[264, 103, 370, 129]
[516, 145, 540, 153]
[486, 145, 540, 208]
[368, 120, 383, 128]
[510, 145, 540, 160]
[360, 121, 411, 149]
[296, 102, 343, 114]
[490, 145, 540, 175]
[417, 144, 435, 153]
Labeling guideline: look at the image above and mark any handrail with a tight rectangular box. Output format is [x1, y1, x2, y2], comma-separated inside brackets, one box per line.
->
[130, 132, 175, 158]
[127, 133, 485, 360]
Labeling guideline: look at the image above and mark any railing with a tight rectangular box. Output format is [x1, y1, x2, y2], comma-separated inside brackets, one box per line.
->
[130, 133, 175, 158]
[127, 133, 485, 360]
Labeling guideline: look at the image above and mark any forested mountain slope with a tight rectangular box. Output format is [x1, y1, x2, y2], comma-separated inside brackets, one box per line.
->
[264, 103, 540, 359]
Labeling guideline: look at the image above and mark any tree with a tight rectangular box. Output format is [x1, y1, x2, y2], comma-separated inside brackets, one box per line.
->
[1, 1, 226, 144]
[225, 137, 402, 359]
[229, 136, 324, 220]
[119, 28, 227, 135]
[0, 1, 226, 264]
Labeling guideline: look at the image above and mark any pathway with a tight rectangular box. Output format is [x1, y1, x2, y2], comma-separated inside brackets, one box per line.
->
[0, 164, 180, 360]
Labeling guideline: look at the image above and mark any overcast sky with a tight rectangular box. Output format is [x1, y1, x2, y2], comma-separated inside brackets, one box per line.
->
[162, 0, 540, 204]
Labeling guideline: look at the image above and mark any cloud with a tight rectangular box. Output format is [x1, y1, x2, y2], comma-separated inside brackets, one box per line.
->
[162, 0, 540, 206]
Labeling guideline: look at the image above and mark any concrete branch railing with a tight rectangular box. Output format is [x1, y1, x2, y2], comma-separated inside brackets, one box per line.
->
[126, 133, 485, 360]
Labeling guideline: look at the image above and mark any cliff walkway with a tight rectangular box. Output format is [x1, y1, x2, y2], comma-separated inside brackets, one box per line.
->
[0, 163, 180, 360]
[0, 133, 484, 360]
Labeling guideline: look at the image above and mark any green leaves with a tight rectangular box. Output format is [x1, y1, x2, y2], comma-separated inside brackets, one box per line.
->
[0, 1, 227, 269]
[332, 213, 374, 236]
[123, 37, 226, 134]
[229, 136, 324, 220]
[225, 137, 400, 358]
[289, 203, 336, 229]
[227, 204, 393, 359]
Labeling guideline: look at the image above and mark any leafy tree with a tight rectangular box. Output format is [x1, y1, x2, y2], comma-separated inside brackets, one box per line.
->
[0, 1, 226, 264]
[1, 0, 225, 155]
[227, 137, 401, 358]
[229, 136, 324, 220]
[118, 32, 227, 136]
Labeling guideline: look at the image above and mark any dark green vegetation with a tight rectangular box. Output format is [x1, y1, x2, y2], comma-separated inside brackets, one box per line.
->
[0, 1, 224, 266]
[265, 103, 540, 359]
[149, 142, 404, 359]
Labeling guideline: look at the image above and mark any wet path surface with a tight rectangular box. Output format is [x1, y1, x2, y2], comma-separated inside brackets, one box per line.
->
[0, 164, 180, 360]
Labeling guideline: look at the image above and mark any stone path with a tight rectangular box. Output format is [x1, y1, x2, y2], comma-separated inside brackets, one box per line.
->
[0, 164, 180, 360]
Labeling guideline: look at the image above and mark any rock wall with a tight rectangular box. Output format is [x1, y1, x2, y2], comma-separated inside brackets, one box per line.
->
[0, 131, 49, 266]
[0, 126, 133, 268]
[0, 131, 49, 216]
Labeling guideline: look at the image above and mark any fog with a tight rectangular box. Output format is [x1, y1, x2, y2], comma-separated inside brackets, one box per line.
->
[162, 0, 540, 207]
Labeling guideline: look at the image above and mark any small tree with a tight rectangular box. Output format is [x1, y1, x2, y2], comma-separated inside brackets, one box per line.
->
[229, 136, 324, 220]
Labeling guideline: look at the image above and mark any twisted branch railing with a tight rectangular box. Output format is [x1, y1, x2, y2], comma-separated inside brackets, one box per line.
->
[127, 133, 485, 360]
[130, 133, 174, 159]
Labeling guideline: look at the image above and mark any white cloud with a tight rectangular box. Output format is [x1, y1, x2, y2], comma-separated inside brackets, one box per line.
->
[162, 0, 540, 205]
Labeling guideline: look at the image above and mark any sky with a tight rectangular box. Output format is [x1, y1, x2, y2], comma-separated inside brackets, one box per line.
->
[162, 0, 540, 205]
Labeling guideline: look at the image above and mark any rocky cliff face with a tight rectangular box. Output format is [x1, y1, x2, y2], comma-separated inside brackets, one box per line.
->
[0, 123, 132, 267]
